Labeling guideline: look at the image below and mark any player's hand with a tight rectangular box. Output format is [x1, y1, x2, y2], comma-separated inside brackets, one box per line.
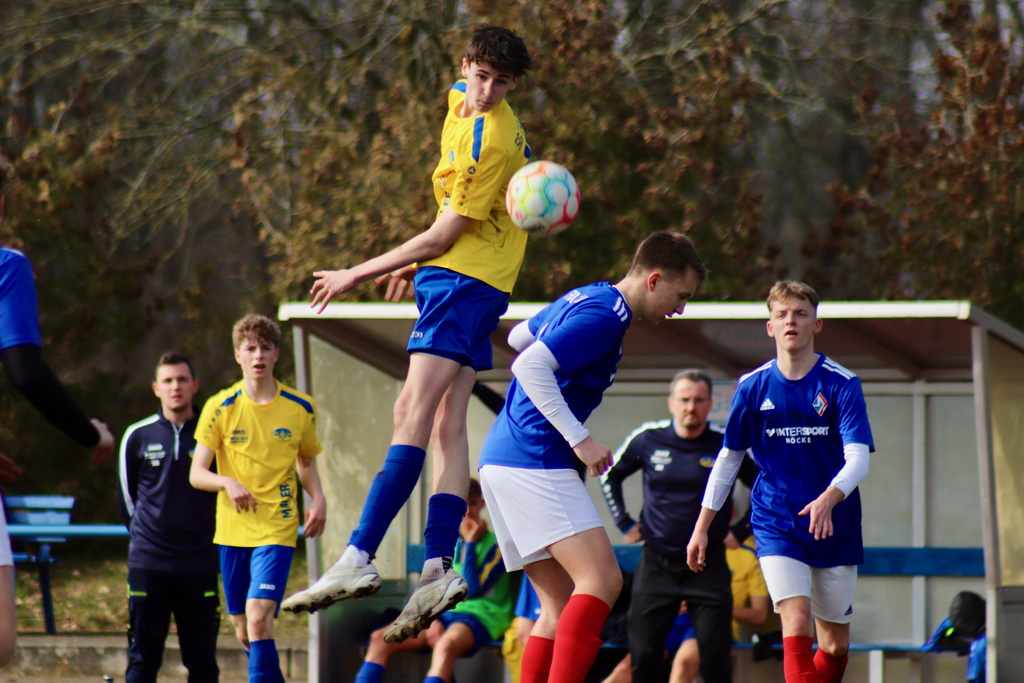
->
[310, 269, 359, 313]
[374, 265, 417, 302]
[686, 530, 708, 572]
[798, 486, 845, 540]
[573, 437, 612, 477]
[624, 522, 644, 544]
[224, 479, 258, 513]
[90, 419, 115, 466]
[461, 515, 486, 543]
[302, 495, 327, 538]
[0, 451, 24, 482]
[723, 530, 741, 550]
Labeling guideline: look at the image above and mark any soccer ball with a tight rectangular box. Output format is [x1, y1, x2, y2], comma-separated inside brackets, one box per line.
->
[505, 161, 581, 237]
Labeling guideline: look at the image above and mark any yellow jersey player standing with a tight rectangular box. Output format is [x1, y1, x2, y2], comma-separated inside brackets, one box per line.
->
[282, 24, 533, 645]
[190, 314, 326, 683]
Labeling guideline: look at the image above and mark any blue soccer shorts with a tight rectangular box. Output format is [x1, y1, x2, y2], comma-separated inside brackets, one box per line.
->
[438, 610, 492, 657]
[219, 544, 295, 615]
[409, 266, 509, 371]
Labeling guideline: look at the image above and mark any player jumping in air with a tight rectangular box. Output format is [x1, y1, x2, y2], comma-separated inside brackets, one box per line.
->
[282, 25, 533, 644]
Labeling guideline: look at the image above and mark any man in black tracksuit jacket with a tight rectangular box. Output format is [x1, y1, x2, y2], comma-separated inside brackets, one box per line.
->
[601, 369, 759, 683]
[117, 353, 219, 683]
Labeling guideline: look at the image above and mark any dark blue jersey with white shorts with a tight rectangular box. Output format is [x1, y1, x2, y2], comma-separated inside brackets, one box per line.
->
[480, 282, 630, 472]
[725, 354, 874, 567]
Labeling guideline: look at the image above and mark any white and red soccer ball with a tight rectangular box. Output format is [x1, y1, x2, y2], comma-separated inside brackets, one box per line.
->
[505, 160, 580, 237]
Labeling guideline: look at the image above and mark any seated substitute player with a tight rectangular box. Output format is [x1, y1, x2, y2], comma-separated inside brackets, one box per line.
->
[283, 24, 534, 644]
[479, 232, 708, 683]
[353, 478, 513, 683]
[0, 246, 114, 667]
[687, 281, 875, 683]
[190, 314, 326, 683]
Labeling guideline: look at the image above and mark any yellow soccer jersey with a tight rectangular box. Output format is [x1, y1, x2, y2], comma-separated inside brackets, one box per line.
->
[420, 80, 531, 294]
[727, 538, 777, 639]
[196, 380, 322, 548]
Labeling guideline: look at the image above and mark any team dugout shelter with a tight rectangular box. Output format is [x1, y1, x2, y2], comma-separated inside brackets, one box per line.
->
[278, 299, 1024, 683]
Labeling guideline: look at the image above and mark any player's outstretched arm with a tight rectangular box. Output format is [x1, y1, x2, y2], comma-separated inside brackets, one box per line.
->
[90, 419, 115, 465]
[310, 210, 472, 312]
[296, 455, 326, 538]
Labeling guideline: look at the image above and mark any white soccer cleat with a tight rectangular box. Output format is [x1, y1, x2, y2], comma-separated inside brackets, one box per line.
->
[281, 561, 381, 614]
[382, 568, 469, 643]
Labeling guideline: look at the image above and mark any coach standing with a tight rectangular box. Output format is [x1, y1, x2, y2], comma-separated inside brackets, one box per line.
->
[602, 369, 759, 683]
[118, 353, 219, 683]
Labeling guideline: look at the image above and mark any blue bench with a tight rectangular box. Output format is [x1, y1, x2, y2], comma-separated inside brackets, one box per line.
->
[4, 495, 77, 634]
[405, 541, 984, 680]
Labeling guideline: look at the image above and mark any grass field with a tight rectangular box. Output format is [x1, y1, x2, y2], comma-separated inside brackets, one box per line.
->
[14, 542, 311, 641]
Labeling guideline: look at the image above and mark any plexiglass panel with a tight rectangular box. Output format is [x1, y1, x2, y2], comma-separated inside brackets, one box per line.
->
[861, 395, 914, 546]
[926, 395, 982, 547]
[988, 335, 1024, 585]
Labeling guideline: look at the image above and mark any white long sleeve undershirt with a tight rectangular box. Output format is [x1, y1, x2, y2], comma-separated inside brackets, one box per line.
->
[510, 340, 591, 448]
[701, 443, 871, 510]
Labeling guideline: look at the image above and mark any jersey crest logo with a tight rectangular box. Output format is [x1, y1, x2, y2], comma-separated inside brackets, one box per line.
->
[273, 428, 293, 442]
[760, 397, 775, 411]
[699, 455, 716, 468]
[812, 392, 829, 416]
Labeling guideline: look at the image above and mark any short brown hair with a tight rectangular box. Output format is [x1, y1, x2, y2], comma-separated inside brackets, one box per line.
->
[766, 281, 820, 312]
[466, 24, 532, 77]
[467, 477, 483, 500]
[232, 314, 281, 350]
[627, 232, 708, 284]
[156, 352, 196, 381]
[669, 369, 712, 397]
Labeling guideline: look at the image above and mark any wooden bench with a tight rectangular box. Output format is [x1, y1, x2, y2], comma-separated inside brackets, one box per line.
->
[4, 495, 76, 634]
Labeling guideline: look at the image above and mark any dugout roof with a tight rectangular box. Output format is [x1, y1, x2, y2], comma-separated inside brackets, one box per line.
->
[278, 299, 1024, 385]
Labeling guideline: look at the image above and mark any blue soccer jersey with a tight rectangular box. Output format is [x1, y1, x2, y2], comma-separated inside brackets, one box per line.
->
[479, 282, 631, 472]
[0, 248, 42, 351]
[724, 353, 874, 567]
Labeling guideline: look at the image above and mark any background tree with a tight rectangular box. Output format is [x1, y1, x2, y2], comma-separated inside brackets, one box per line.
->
[823, 0, 1024, 327]
[2, 0, 1023, 516]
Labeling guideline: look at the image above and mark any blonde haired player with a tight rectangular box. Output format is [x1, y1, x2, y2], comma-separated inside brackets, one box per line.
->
[688, 281, 874, 683]
[190, 314, 326, 683]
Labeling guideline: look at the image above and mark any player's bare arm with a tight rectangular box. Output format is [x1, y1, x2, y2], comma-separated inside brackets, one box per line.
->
[189, 443, 258, 512]
[686, 506, 718, 572]
[573, 436, 613, 477]
[310, 209, 472, 312]
[798, 485, 846, 540]
[296, 454, 327, 538]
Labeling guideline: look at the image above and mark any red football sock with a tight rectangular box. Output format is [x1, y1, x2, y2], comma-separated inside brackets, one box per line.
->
[547, 594, 611, 683]
[813, 648, 849, 682]
[783, 635, 822, 682]
[520, 635, 555, 683]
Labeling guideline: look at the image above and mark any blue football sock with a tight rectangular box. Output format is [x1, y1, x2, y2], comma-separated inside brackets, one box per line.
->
[423, 676, 446, 683]
[350, 445, 426, 555]
[424, 493, 467, 570]
[248, 639, 284, 683]
[355, 661, 387, 683]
